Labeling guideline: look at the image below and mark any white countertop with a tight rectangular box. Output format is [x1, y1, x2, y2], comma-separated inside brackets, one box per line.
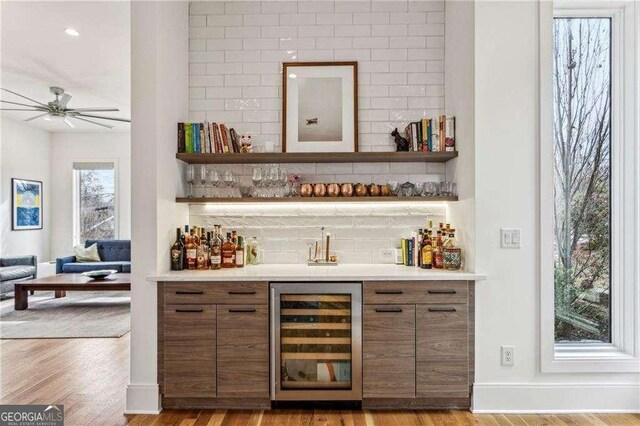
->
[148, 264, 486, 282]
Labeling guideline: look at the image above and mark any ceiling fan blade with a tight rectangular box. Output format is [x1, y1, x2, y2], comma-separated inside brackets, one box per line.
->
[2, 99, 48, 109]
[71, 115, 114, 129]
[66, 107, 120, 112]
[63, 117, 76, 128]
[1, 88, 48, 107]
[0, 108, 43, 111]
[24, 113, 50, 122]
[75, 113, 130, 123]
[59, 94, 72, 108]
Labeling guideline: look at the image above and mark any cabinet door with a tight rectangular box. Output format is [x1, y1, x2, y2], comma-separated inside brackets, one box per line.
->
[416, 305, 468, 398]
[217, 305, 269, 397]
[363, 305, 415, 398]
[164, 305, 216, 397]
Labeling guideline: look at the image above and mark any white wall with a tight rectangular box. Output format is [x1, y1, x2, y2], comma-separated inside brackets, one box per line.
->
[0, 117, 51, 261]
[472, 0, 639, 412]
[49, 132, 131, 258]
[189, 0, 446, 152]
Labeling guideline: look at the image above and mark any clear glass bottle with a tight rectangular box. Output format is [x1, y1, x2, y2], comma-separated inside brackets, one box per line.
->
[442, 229, 462, 271]
[248, 236, 261, 265]
[235, 236, 245, 268]
[221, 232, 236, 268]
[210, 227, 222, 270]
[170, 228, 184, 271]
[185, 234, 197, 270]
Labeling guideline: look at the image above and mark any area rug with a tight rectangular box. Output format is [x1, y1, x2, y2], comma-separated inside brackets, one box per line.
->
[0, 291, 130, 339]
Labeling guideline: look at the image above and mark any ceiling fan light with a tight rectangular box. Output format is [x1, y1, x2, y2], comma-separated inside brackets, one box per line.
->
[43, 116, 51, 121]
[64, 28, 80, 37]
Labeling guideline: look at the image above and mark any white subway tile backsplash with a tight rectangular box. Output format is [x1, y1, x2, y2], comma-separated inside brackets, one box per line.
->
[408, 47, 444, 60]
[224, 74, 261, 86]
[189, 15, 206, 27]
[371, 24, 408, 36]
[225, 1, 261, 15]
[335, 1, 371, 13]
[407, 72, 444, 85]
[390, 12, 427, 24]
[262, 1, 298, 14]
[206, 86, 243, 98]
[316, 37, 353, 49]
[408, 0, 444, 12]
[190, 26, 225, 39]
[298, 1, 334, 14]
[206, 38, 243, 51]
[297, 25, 334, 37]
[297, 49, 334, 61]
[281, 13, 317, 26]
[334, 25, 371, 37]
[190, 51, 224, 63]
[243, 13, 280, 26]
[190, 2, 225, 15]
[316, 13, 353, 25]
[373, 1, 408, 13]
[226, 26, 262, 39]
[261, 25, 298, 38]
[371, 49, 408, 61]
[370, 73, 407, 85]
[190, 38, 206, 51]
[225, 50, 261, 63]
[353, 12, 389, 24]
[408, 23, 445, 36]
[390, 36, 426, 48]
[353, 38, 389, 50]
[190, 75, 224, 87]
[207, 14, 242, 27]
[334, 49, 371, 61]
[280, 37, 316, 49]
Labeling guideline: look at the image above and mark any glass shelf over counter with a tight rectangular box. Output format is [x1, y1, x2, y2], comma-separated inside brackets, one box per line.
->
[176, 151, 458, 164]
[175, 196, 458, 204]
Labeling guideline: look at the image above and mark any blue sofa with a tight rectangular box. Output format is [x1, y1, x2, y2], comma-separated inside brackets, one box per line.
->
[56, 240, 131, 274]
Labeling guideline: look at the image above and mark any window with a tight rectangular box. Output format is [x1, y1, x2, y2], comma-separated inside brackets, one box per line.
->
[73, 162, 117, 245]
[540, 0, 639, 373]
[553, 17, 612, 344]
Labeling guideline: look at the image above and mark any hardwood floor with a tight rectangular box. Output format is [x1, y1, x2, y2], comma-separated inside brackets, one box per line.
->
[1, 335, 638, 426]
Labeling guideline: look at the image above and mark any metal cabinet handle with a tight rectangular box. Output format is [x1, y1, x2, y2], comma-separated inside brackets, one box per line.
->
[428, 289, 456, 294]
[175, 308, 204, 313]
[175, 290, 203, 295]
[375, 307, 403, 313]
[375, 290, 403, 294]
[228, 291, 257, 295]
[428, 307, 457, 312]
[228, 308, 256, 313]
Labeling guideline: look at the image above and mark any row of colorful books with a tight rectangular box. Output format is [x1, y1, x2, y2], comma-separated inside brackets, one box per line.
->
[177, 122, 240, 154]
[404, 115, 455, 152]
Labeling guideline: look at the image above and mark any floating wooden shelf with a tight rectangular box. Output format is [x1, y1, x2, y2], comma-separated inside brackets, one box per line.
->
[176, 151, 458, 164]
[176, 196, 458, 204]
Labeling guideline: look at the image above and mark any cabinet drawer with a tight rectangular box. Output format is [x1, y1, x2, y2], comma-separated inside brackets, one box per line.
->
[163, 281, 268, 305]
[164, 305, 216, 397]
[416, 361, 469, 398]
[217, 305, 269, 397]
[363, 281, 467, 305]
[417, 304, 468, 361]
[363, 305, 415, 398]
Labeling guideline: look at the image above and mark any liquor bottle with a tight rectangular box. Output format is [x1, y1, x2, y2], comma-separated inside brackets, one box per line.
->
[443, 229, 462, 271]
[210, 228, 222, 270]
[231, 230, 238, 245]
[434, 230, 444, 269]
[248, 236, 261, 265]
[170, 228, 184, 271]
[421, 233, 433, 269]
[182, 225, 189, 269]
[185, 233, 197, 270]
[416, 229, 424, 268]
[196, 229, 208, 270]
[235, 236, 245, 268]
[221, 232, 236, 268]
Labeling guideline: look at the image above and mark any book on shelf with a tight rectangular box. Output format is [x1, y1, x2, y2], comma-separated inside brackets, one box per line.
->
[177, 122, 243, 154]
[402, 115, 456, 153]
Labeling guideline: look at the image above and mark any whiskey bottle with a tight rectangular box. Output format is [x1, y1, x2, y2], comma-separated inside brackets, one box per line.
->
[210, 228, 222, 270]
[196, 229, 208, 270]
[443, 229, 462, 271]
[421, 233, 433, 269]
[235, 236, 245, 268]
[434, 230, 444, 269]
[182, 225, 189, 269]
[221, 232, 236, 268]
[170, 228, 184, 271]
[185, 233, 197, 270]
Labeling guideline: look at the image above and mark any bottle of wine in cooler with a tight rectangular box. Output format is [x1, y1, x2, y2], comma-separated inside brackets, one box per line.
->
[170, 228, 184, 271]
[221, 232, 236, 268]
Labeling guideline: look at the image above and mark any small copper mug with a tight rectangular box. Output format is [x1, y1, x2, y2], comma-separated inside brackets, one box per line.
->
[340, 183, 353, 197]
[326, 183, 340, 197]
[380, 184, 391, 197]
[313, 183, 327, 197]
[368, 184, 381, 197]
[355, 183, 368, 197]
[300, 183, 313, 197]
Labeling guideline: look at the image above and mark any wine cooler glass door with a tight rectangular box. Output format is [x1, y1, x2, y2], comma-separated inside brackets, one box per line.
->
[271, 282, 362, 401]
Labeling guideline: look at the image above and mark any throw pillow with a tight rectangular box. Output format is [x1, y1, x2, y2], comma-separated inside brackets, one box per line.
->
[74, 243, 101, 262]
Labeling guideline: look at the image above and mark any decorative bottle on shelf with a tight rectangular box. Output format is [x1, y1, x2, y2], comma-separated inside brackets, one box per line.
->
[221, 232, 236, 268]
[434, 230, 444, 269]
[170, 228, 184, 271]
[420, 233, 433, 269]
[196, 229, 209, 270]
[210, 227, 222, 270]
[443, 229, 462, 271]
[185, 233, 197, 270]
[235, 236, 245, 268]
[248, 236, 261, 265]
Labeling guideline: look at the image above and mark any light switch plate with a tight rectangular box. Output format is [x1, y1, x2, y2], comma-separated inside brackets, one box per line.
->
[501, 228, 522, 248]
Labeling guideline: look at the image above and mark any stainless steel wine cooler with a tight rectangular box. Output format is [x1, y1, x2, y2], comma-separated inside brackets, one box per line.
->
[270, 282, 362, 401]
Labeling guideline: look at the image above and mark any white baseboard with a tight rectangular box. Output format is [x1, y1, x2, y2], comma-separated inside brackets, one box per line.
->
[473, 383, 640, 413]
[124, 383, 161, 414]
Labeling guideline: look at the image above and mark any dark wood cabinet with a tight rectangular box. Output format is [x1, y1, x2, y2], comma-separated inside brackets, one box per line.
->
[163, 305, 216, 398]
[217, 305, 269, 397]
[363, 305, 415, 398]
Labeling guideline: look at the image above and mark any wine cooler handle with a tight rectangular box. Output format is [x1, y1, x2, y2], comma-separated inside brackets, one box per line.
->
[427, 289, 456, 294]
[375, 307, 403, 313]
[228, 308, 256, 313]
[175, 308, 204, 313]
[175, 290, 204, 295]
[428, 307, 457, 312]
[375, 290, 403, 294]
[228, 290, 257, 295]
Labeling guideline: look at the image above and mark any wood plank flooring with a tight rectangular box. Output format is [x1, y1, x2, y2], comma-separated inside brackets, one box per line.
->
[1, 335, 638, 426]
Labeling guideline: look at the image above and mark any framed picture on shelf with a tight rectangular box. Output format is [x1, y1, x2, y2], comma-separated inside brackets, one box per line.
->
[11, 178, 43, 230]
[282, 62, 358, 153]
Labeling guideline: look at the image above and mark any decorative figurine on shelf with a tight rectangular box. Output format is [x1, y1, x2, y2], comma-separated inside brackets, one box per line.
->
[239, 134, 253, 153]
[391, 128, 409, 151]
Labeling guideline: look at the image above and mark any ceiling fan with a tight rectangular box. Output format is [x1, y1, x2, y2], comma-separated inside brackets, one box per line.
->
[0, 86, 130, 129]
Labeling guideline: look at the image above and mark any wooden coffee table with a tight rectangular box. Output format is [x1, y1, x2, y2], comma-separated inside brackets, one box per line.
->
[14, 273, 131, 310]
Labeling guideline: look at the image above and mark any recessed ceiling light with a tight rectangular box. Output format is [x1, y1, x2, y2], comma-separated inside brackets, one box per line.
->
[64, 28, 80, 37]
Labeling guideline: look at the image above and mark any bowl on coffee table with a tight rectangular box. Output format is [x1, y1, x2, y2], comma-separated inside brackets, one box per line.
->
[81, 269, 118, 280]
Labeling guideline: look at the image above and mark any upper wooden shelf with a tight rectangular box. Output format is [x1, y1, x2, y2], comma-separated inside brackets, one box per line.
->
[176, 151, 458, 164]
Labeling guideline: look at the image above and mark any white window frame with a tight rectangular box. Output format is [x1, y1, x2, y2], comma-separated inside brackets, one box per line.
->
[539, 0, 639, 373]
[72, 159, 120, 247]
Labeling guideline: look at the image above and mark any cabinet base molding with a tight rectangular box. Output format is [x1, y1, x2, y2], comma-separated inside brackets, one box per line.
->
[362, 397, 470, 410]
[162, 397, 271, 410]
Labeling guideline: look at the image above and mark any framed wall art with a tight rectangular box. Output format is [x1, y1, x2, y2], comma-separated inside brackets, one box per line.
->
[12, 178, 43, 230]
[282, 62, 358, 153]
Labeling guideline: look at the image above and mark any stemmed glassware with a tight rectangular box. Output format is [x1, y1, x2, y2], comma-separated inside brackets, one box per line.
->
[199, 165, 208, 197]
[185, 165, 195, 198]
[209, 169, 220, 197]
[279, 170, 288, 197]
[252, 167, 263, 197]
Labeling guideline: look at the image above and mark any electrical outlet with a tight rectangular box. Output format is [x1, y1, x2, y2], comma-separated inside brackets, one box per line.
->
[501, 345, 515, 366]
[379, 249, 395, 264]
